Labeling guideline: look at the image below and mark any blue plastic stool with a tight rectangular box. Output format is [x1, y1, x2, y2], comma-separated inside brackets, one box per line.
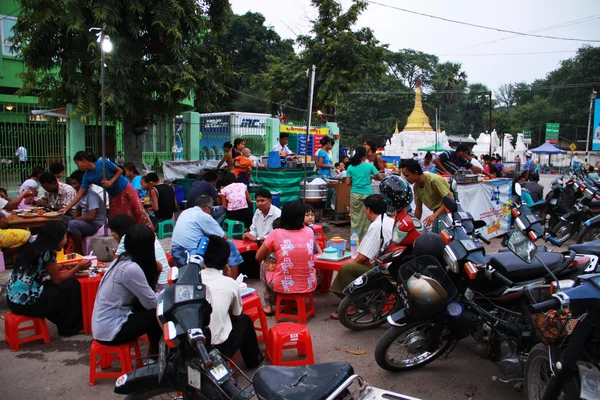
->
[223, 219, 245, 239]
[157, 219, 175, 239]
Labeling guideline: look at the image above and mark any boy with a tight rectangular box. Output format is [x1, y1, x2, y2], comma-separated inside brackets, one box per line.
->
[67, 171, 106, 254]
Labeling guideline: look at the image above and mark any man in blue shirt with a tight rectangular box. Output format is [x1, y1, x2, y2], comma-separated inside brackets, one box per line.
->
[433, 143, 492, 177]
[522, 151, 536, 179]
[171, 195, 244, 277]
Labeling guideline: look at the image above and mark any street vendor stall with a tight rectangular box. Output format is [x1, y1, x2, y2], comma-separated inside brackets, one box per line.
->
[253, 168, 314, 205]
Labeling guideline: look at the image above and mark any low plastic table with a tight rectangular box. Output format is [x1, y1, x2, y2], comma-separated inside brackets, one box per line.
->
[231, 239, 259, 253]
[313, 258, 349, 293]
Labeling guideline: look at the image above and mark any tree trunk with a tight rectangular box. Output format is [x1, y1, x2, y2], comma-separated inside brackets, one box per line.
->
[122, 119, 144, 171]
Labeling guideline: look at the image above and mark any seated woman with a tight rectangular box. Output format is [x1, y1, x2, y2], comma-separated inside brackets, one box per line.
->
[256, 200, 317, 315]
[142, 173, 176, 225]
[92, 225, 162, 355]
[123, 162, 145, 198]
[67, 171, 106, 255]
[109, 214, 170, 292]
[219, 173, 252, 228]
[6, 221, 90, 336]
[20, 166, 45, 199]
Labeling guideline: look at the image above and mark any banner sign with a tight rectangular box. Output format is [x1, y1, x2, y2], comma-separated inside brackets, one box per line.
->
[593, 99, 600, 151]
[162, 160, 204, 181]
[523, 130, 532, 145]
[546, 123, 559, 144]
[280, 125, 329, 136]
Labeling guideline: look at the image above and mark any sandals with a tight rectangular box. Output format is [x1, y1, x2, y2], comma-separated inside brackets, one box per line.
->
[262, 305, 275, 317]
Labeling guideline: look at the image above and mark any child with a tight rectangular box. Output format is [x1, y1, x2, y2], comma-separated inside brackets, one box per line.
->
[333, 162, 347, 179]
[234, 148, 253, 186]
[304, 204, 323, 254]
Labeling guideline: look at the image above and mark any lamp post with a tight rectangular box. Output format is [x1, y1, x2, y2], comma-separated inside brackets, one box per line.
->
[585, 90, 597, 164]
[90, 24, 112, 236]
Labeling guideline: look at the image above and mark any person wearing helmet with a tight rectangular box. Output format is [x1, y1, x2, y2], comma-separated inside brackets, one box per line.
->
[329, 194, 394, 319]
[401, 159, 452, 233]
[379, 174, 413, 211]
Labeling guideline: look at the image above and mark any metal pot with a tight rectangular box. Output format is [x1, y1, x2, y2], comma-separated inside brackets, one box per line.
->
[300, 181, 327, 200]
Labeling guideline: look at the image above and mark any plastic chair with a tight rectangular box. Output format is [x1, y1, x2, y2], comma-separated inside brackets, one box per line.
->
[0, 248, 5, 272]
[222, 219, 245, 239]
[83, 226, 111, 256]
[4, 313, 51, 351]
[89, 340, 143, 386]
[275, 292, 316, 324]
[157, 219, 175, 239]
[266, 322, 314, 366]
[241, 293, 269, 345]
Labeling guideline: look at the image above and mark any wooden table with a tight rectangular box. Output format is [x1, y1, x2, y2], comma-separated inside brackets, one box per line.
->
[6, 214, 61, 229]
[231, 239, 259, 253]
[313, 258, 350, 293]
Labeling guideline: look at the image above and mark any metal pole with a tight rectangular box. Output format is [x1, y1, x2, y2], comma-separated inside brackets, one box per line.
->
[100, 25, 108, 236]
[303, 65, 316, 200]
[488, 91, 492, 156]
[585, 90, 597, 164]
[435, 107, 438, 152]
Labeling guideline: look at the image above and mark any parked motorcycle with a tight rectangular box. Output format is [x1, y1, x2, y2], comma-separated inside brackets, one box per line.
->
[115, 238, 423, 400]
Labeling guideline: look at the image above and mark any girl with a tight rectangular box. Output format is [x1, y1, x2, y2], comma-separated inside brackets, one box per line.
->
[363, 139, 385, 173]
[59, 152, 153, 229]
[92, 225, 162, 355]
[316, 137, 334, 179]
[256, 201, 317, 315]
[216, 141, 235, 172]
[123, 162, 145, 197]
[346, 146, 383, 240]
[6, 221, 90, 336]
[220, 173, 253, 228]
[232, 138, 245, 158]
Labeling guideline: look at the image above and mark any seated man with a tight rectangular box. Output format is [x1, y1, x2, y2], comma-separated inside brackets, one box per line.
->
[186, 170, 226, 225]
[67, 171, 106, 255]
[0, 213, 31, 257]
[201, 235, 263, 367]
[36, 172, 76, 214]
[171, 195, 244, 278]
[242, 189, 281, 243]
[329, 194, 394, 319]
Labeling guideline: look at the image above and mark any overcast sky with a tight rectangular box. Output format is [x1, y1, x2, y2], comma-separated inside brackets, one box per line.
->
[230, 0, 599, 91]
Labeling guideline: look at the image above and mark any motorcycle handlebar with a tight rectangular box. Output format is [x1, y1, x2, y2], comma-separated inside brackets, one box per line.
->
[546, 235, 561, 246]
[195, 342, 214, 369]
[529, 297, 561, 314]
[475, 232, 491, 245]
[492, 270, 513, 287]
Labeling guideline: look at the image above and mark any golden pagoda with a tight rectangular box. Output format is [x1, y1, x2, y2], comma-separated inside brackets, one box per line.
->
[402, 81, 433, 132]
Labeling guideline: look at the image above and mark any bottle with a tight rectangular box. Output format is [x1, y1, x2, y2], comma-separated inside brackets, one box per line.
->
[350, 230, 359, 258]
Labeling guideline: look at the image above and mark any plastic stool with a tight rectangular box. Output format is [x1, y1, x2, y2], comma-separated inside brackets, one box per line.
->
[0, 248, 5, 272]
[83, 226, 111, 256]
[275, 292, 315, 324]
[312, 224, 327, 251]
[157, 219, 175, 239]
[4, 313, 51, 351]
[241, 293, 269, 345]
[222, 219, 245, 239]
[89, 340, 143, 386]
[266, 322, 314, 366]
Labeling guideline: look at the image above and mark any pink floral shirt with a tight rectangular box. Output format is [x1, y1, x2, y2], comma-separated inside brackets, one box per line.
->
[263, 227, 317, 294]
[220, 183, 248, 211]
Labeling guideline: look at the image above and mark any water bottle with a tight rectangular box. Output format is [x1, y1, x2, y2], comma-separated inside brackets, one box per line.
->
[350, 230, 359, 258]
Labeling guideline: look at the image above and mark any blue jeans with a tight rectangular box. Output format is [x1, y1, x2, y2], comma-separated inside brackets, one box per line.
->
[171, 240, 244, 268]
[212, 206, 226, 226]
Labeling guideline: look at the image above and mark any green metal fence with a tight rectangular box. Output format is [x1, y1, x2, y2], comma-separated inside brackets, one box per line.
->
[0, 102, 68, 192]
[142, 118, 188, 170]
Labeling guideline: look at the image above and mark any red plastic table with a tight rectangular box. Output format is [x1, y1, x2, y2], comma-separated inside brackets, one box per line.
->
[77, 275, 102, 335]
[231, 239, 259, 253]
[313, 258, 349, 293]
[241, 292, 269, 344]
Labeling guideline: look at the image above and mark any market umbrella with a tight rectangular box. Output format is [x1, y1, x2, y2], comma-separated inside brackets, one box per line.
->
[529, 141, 567, 167]
[418, 142, 450, 152]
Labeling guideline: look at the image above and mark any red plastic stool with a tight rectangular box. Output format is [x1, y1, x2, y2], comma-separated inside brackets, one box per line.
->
[266, 322, 314, 366]
[312, 225, 327, 251]
[241, 293, 269, 345]
[89, 340, 143, 386]
[275, 292, 315, 324]
[4, 312, 51, 351]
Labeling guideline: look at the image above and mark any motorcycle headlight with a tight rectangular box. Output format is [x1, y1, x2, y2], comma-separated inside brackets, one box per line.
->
[174, 285, 195, 303]
[443, 245, 459, 274]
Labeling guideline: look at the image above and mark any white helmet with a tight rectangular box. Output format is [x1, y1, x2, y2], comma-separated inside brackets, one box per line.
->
[406, 273, 448, 304]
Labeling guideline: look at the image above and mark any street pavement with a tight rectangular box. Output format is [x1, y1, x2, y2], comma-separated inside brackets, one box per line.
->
[0, 174, 566, 399]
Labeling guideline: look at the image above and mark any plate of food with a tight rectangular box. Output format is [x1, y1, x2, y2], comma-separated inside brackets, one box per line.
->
[45, 211, 61, 217]
[20, 211, 43, 218]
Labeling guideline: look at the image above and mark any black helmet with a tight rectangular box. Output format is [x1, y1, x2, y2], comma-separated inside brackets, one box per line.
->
[380, 175, 413, 210]
[413, 233, 446, 266]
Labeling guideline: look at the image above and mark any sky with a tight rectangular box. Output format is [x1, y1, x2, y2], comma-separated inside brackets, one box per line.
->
[229, 0, 600, 92]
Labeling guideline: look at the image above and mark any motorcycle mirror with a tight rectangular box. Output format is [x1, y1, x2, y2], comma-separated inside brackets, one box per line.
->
[474, 220, 486, 229]
[514, 183, 522, 196]
[506, 230, 537, 264]
[443, 195, 458, 213]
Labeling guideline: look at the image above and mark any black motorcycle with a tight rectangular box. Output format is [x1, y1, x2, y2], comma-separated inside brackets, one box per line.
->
[551, 177, 600, 244]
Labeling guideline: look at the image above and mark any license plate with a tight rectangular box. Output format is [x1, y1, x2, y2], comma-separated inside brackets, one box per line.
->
[187, 365, 202, 390]
[209, 364, 228, 381]
[578, 361, 600, 400]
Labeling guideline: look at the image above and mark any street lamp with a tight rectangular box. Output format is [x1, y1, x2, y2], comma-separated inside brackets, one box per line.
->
[585, 90, 598, 164]
[90, 24, 112, 236]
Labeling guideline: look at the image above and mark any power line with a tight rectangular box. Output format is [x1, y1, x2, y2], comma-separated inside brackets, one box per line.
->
[439, 50, 578, 57]
[366, 1, 600, 43]
[0, 7, 21, 21]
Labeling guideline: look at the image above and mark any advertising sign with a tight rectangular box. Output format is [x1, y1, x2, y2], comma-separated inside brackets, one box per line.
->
[280, 125, 329, 136]
[523, 130, 532, 145]
[546, 123, 559, 144]
[593, 99, 600, 151]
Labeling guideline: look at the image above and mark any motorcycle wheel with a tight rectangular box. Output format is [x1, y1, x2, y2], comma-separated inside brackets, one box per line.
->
[374, 320, 452, 372]
[552, 219, 575, 244]
[124, 388, 183, 400]
[576, 225, 600, 244]
[524, 343, 579, 400]
[338, 288, 401, 331]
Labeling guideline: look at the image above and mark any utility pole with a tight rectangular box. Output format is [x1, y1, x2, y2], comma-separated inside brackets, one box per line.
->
[488, 91, 492, 156]
[585, 90, 597, 164]
[303, 65, 316, 200]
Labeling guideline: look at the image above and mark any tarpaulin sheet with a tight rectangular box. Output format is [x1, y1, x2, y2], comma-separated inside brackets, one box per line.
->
[253, 169, 315, 205]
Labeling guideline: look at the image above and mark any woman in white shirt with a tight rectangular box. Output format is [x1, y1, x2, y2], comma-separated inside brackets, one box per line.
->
[20, 166, 45, 198]
[92, 225, 161, 354]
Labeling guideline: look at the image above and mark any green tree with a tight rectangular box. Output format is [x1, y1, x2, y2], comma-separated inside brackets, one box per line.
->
[13, 0, 231, 166]
[384, 49, 439, 90]
[461, 83, 490, 134]
[432, 62, 468, 133]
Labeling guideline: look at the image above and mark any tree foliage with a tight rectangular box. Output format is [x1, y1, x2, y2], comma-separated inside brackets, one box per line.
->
[385, 49, 439, 90]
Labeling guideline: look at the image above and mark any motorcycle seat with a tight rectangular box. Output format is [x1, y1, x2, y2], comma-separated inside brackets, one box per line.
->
[253, 361, 354, 400]
[569, 240, 600, 257]
[530, 199, 546, 209]
[486, 251, 564, 282]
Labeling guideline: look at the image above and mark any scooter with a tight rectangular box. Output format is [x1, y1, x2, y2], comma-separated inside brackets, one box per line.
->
[114, 238, 423, 400]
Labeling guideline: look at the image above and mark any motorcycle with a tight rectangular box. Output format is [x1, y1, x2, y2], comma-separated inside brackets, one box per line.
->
[336, 204, 423, 330]
[537, 174, 578, 231]
[115, 238, 423, 400]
